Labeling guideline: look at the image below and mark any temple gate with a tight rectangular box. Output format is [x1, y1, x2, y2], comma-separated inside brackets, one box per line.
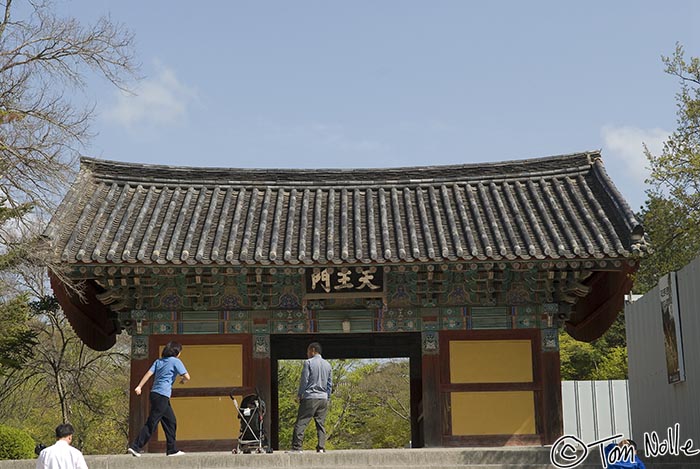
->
[45, 151, 647, 450]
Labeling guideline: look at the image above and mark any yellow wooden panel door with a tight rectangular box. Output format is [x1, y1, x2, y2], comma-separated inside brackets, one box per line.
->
[450, 391, 536, 435]
[164, 344, 243, 389]
[449, 340, 533, 384]
[159, 395, 242, 441]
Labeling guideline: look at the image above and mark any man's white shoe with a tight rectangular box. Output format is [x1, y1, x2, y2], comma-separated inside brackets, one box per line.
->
[167, 451, 186, 456]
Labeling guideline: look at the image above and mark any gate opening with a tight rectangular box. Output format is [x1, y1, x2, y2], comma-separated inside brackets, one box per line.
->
[270, 333, 423, 450]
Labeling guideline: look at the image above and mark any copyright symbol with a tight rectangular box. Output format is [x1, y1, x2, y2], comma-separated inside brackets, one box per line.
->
[550, 435, 588, 468]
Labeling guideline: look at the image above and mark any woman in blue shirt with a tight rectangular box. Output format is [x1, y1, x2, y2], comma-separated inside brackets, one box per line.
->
[128, 341, 190, 457]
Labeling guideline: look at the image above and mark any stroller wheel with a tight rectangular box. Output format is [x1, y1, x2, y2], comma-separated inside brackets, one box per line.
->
[232, 448, 238, 454]
[255, 448, 264, 454]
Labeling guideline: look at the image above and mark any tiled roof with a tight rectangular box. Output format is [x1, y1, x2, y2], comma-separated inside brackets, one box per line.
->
[45, 151, 647, 266]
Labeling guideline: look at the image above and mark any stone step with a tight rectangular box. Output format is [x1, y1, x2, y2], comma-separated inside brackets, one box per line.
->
[98, 448, 562, 467]
[1, 447, 696, 469]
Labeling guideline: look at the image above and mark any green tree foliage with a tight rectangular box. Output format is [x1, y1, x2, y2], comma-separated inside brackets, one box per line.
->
[0, 296, 130, 454]
[560, 334, 599, 380]
[565, 45, 700, 381]
[0, 202, 37, 374]
[277, 360, 302, 450]
[0, 424, 35, 460]
[560, 313, 628, 380]
[638, 44, 700, 292]
[591, 347, 628, 381]
[351, 360, 410, 448]
[0, 292, 34, 373]
[0, 202, 33, 268]
[0, 0, 137, 374]
[277, 359, 411, 450]
[0, 2, 138, 454]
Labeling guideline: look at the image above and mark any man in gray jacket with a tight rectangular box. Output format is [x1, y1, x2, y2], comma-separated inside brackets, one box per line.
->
[291, 342, 332, 452]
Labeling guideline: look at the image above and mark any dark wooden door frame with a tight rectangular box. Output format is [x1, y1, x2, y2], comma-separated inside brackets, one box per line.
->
[269, 332, 424, 449]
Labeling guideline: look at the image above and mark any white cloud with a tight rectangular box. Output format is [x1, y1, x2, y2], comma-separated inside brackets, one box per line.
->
[103, 62, 198, 131]
[601, 125, 669, 181]
[601, 125, 670, 209]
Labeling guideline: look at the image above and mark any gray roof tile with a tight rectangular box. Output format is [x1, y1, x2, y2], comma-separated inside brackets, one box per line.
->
[45, 151, 648, 266]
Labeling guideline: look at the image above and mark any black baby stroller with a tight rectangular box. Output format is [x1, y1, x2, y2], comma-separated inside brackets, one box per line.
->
[230, 391, 271, 454]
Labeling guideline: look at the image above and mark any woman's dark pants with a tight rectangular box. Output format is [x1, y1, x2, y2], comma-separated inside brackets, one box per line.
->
[131, 392, 178, 455]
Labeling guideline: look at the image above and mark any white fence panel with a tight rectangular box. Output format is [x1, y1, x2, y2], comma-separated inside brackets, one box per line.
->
[561, 380, 631, 441]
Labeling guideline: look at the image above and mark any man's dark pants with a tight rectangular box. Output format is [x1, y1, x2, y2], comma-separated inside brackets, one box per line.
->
[292, 398, 329, 451]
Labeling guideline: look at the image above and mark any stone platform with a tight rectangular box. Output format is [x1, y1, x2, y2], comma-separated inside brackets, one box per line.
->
[1, 446, 697, 468]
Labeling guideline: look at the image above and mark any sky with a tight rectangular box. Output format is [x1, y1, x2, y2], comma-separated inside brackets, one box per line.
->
[53, 0, 700, 211]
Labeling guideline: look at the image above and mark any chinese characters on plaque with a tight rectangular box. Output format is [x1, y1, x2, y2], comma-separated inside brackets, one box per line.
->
[305, 267, 383, 294]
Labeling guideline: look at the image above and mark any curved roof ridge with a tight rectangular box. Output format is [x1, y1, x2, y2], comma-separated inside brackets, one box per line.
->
[45, 148, 648, 269]
[80, 150, 600, 186]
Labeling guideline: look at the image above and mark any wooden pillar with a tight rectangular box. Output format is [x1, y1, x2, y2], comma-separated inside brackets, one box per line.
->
[409, 354, 424, 448]
[253, 334, 272, 450]
[270, 357, 280, 450]
[421, 332, 442, 447]
[128, 357, 151, 449]
[540, 348, 563, 444]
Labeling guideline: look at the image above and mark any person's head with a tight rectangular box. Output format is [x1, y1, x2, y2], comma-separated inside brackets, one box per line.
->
[55, 423, 74, 443]
[307, 342, 322, 358]
[619, 439, 638, 455]
[162, 341, 182, 358]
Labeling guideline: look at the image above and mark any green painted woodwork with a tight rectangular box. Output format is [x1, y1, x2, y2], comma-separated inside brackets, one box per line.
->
[79, 262, 609, 341]
[382, 309, 420, 332]
[316, 310, 374, 333]
[470, 306, 511, 330]
[180, 321, 221, 334]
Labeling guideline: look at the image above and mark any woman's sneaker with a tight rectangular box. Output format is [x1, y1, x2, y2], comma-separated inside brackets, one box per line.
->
[167, 451, 186, 456]
[127, 448, 141, 458]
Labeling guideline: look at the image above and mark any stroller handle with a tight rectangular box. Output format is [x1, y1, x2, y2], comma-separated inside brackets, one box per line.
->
[229, 391, 239, 409]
